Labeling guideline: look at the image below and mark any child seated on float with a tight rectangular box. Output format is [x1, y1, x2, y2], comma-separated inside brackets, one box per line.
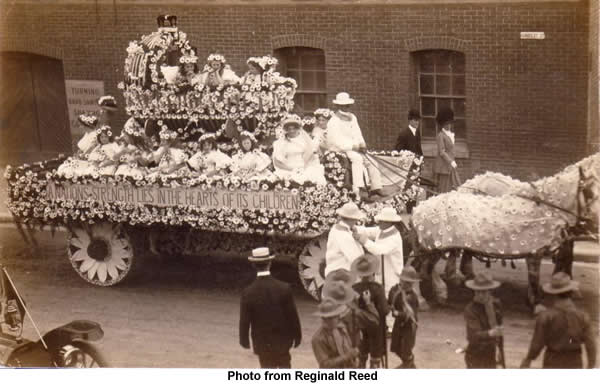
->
[57, 113, 100, 177]
[114, 118, 152, 179]
[147, 128, 188, 178]
[229, 131, 274, 181]
[178, 50, 202, 87]
[199, 53, 240, 88]
[272, 115, 326, 185]
[188, 133, 232, 177]
[83, 125, 121, 176]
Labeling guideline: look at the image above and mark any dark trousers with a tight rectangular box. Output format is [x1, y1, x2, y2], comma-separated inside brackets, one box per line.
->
[391, 322, 417, 368]
[465, 349, 496, 369]
[543, 349, 583, 369]
[257, 351, 291, 368]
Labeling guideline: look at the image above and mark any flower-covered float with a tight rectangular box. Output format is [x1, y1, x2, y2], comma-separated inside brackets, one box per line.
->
[4, 16, 423, 298]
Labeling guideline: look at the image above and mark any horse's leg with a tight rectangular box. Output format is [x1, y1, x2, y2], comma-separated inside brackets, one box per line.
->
[460, 250, 475, 279]
[409, 252, 430, 311]
[526, 255, 544, 314]
[432, 253, 448, 305]
[553, 240, 574, 277]
[445, 249, 466, 286]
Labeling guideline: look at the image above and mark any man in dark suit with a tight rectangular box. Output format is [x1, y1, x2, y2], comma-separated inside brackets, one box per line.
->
[394, 109, 423, 157]
[239, 247, 302, 368]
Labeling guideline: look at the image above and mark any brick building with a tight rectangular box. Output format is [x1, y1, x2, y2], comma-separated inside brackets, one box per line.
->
[0, 0, 596, 181]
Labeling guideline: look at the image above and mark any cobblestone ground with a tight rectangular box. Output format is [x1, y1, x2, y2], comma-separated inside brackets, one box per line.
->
[0, 225, 597, 368]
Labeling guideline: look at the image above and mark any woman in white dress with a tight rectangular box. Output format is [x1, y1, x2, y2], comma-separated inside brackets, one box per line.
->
[272, 115, 326, 185]
[312, 108, 333, 154]
[188, 133, 232, 177]
[229, 131, 274, 181]
[147, 128, 189, 178]
[198, 53, 240, 88]
[115, 118, 152, 179]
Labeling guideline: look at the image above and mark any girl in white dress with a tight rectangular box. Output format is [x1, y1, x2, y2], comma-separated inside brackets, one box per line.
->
[230, 131, 274, 181]
[179, 51, 202, 87]
[57, 113, 100, 177]
[84, 126, 121, 176]
[147, 128, 189, 178]
[272, 115, 326, 185]
[188, 133, 232, 177]
[198, 54, 240, 88]
[312, 108, 333, 154]
[115, 118, 152, 179]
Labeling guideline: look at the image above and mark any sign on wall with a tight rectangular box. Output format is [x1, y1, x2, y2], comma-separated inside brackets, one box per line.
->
[64, 80, 105, 135]
[46, 182, 301, 212]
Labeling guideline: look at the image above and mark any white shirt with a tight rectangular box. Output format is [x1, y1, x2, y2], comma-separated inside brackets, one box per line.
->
[326, 112, 366, 152]
[442, 128, 455, 144]
[325, 221, 365, 277]
[408, 125, 417, 136]
[358, 225, 404, 277]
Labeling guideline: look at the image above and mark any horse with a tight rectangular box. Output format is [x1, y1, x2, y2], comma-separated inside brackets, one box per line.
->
[407, 153, 600, 312]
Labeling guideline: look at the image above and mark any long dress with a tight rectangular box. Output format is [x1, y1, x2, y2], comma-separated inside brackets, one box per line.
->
[199, 67, 240, 87]
[115, 144, 150, 179]
[229, 149, 275, 181]
[272, 131, 326, 185]
[188, 149, 232, 176]
[147, 146, 189, 178]
[84, 143, 121, 176]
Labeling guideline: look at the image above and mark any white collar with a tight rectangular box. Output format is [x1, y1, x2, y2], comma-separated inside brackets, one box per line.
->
[408, 125, 417, 135]
[257, 271, 271, 277]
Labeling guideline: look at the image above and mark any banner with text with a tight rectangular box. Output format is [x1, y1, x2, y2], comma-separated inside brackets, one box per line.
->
[46, 182, 301, 212]
[65, 80, 105, 135]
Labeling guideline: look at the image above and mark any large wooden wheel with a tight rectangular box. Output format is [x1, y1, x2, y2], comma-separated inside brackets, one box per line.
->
[298, 235, 328, 300]
[67, 222, 134, 286]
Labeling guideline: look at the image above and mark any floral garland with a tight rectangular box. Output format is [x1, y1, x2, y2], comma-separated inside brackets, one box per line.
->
[5, 151, 422, 236]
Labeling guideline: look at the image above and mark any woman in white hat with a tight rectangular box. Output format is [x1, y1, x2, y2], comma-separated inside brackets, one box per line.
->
[272, 114, 326, 185]
[325, 92, 383, 199]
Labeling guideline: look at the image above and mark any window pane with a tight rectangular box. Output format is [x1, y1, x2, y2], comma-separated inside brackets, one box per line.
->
[288, 70, 299, 85]
[419, 74, 434, 94]
[286, 55, 300, 70]
[419, 52, 435, 72]
[453, 99, 466, 117]
[302, 55, 325, 70]
[454, 119, 466, 139]
[302, 71, 317, 90]
[437, 98, 451, 112]
[422, 118, 437, 138]
[316, 71, 326, 90]
[452, 75, 465, 96]
[436, 51, 452, 73]
[436, 75, 451, 95]
[421, 97, 436, 116]
[451, 52, 465, 73]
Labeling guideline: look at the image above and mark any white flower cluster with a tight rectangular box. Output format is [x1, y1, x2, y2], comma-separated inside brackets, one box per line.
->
[96, 125, 113, 137]
[159, 127, 178, 141]
[78, 113, 98, 126]
[314, 108, 333, 119]
[124, 117, 144, 136]
[238, 131, 257, 142]
[207, 53, 226, 63]
[98, 95, 116, 106]
[199, 133, 217, 142]
[180, 51, 198, 64]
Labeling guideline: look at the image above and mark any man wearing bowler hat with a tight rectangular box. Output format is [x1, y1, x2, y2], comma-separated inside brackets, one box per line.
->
[325, 201, 366, 278]
[463, 271, 504, 369]
[239, 247, 302, 368]
[326, 92, 384, 200]
[394, 109, 423, 157]
[520, 272, 596, 369]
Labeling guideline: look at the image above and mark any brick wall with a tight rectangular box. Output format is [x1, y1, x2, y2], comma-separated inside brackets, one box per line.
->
[589, 0, 599, 154]
[0, 0, 590, 180]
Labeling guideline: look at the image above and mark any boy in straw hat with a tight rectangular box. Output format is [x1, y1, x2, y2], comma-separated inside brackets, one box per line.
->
[388, 266, 421, 368]
[312, 298, 361, 368]
[325, 201, 366, 277]
[325, 92, 383, 200]
[463, 271, 504, 369]
[239, 247, 302, 368]
[354, 206, 406, 329]
[351, 255, 389, 368]
[520, 272, 596, 369]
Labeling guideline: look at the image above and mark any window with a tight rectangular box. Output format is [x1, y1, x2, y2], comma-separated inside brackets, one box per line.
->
[275, 47, 326, 115]
[413, 50, 466, 140]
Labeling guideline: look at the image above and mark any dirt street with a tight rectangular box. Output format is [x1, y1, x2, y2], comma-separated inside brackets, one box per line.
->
[0, 225, 598, 368]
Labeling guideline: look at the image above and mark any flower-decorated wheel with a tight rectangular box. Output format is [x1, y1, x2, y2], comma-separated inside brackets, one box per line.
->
[298, 235, 328, 300]
[67, 222, 134, 286]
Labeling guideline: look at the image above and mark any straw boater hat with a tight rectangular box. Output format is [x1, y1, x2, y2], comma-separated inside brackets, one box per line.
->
[542, 272, 579, 294]
[325, 269, 357, 287]
[314, 298, 348, 318]
[281, 114, 303, 129]
[321, 280, 357, 305]
[335, 202, 365, 220]
[248, 247, 275, 262]
[374, 207, 402, 223]
[399, 266, 421, 283]
[351, 255, 381, 278]
[465, 271, 501, 290]
[332, 92, 355, 105]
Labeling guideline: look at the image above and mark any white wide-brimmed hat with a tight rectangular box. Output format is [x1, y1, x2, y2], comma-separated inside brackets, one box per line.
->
[332, 92, 355, 105]
[374, 207, 402, 222]
[542, 272, 579, 294]
[335, 202, 365, 220]
[465, 271, 501, 290]
[248, 247, 275, 262]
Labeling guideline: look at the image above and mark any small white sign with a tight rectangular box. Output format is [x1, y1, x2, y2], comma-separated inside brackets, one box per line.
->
[520, 32, 545, 40]
[65, 80, 105, 135]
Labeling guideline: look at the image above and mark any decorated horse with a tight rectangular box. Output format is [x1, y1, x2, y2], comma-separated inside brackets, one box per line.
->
[408, 152, 600, 311]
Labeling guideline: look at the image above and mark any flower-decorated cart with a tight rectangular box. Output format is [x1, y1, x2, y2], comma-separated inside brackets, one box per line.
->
[4, 16, 423, 298]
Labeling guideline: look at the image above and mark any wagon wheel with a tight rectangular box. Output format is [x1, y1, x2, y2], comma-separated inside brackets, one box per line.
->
[58, 341, 109, 368]
[298, 235, 328, 300]
[68, 222, 134, 286]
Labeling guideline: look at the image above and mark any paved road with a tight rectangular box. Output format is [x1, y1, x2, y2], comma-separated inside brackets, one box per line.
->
[0, 226, 598, 368]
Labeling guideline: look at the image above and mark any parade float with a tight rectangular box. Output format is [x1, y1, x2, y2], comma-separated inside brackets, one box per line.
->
[4, 16, 423, 298]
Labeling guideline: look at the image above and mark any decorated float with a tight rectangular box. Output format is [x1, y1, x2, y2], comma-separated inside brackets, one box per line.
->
[4, 16, 423, 298]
